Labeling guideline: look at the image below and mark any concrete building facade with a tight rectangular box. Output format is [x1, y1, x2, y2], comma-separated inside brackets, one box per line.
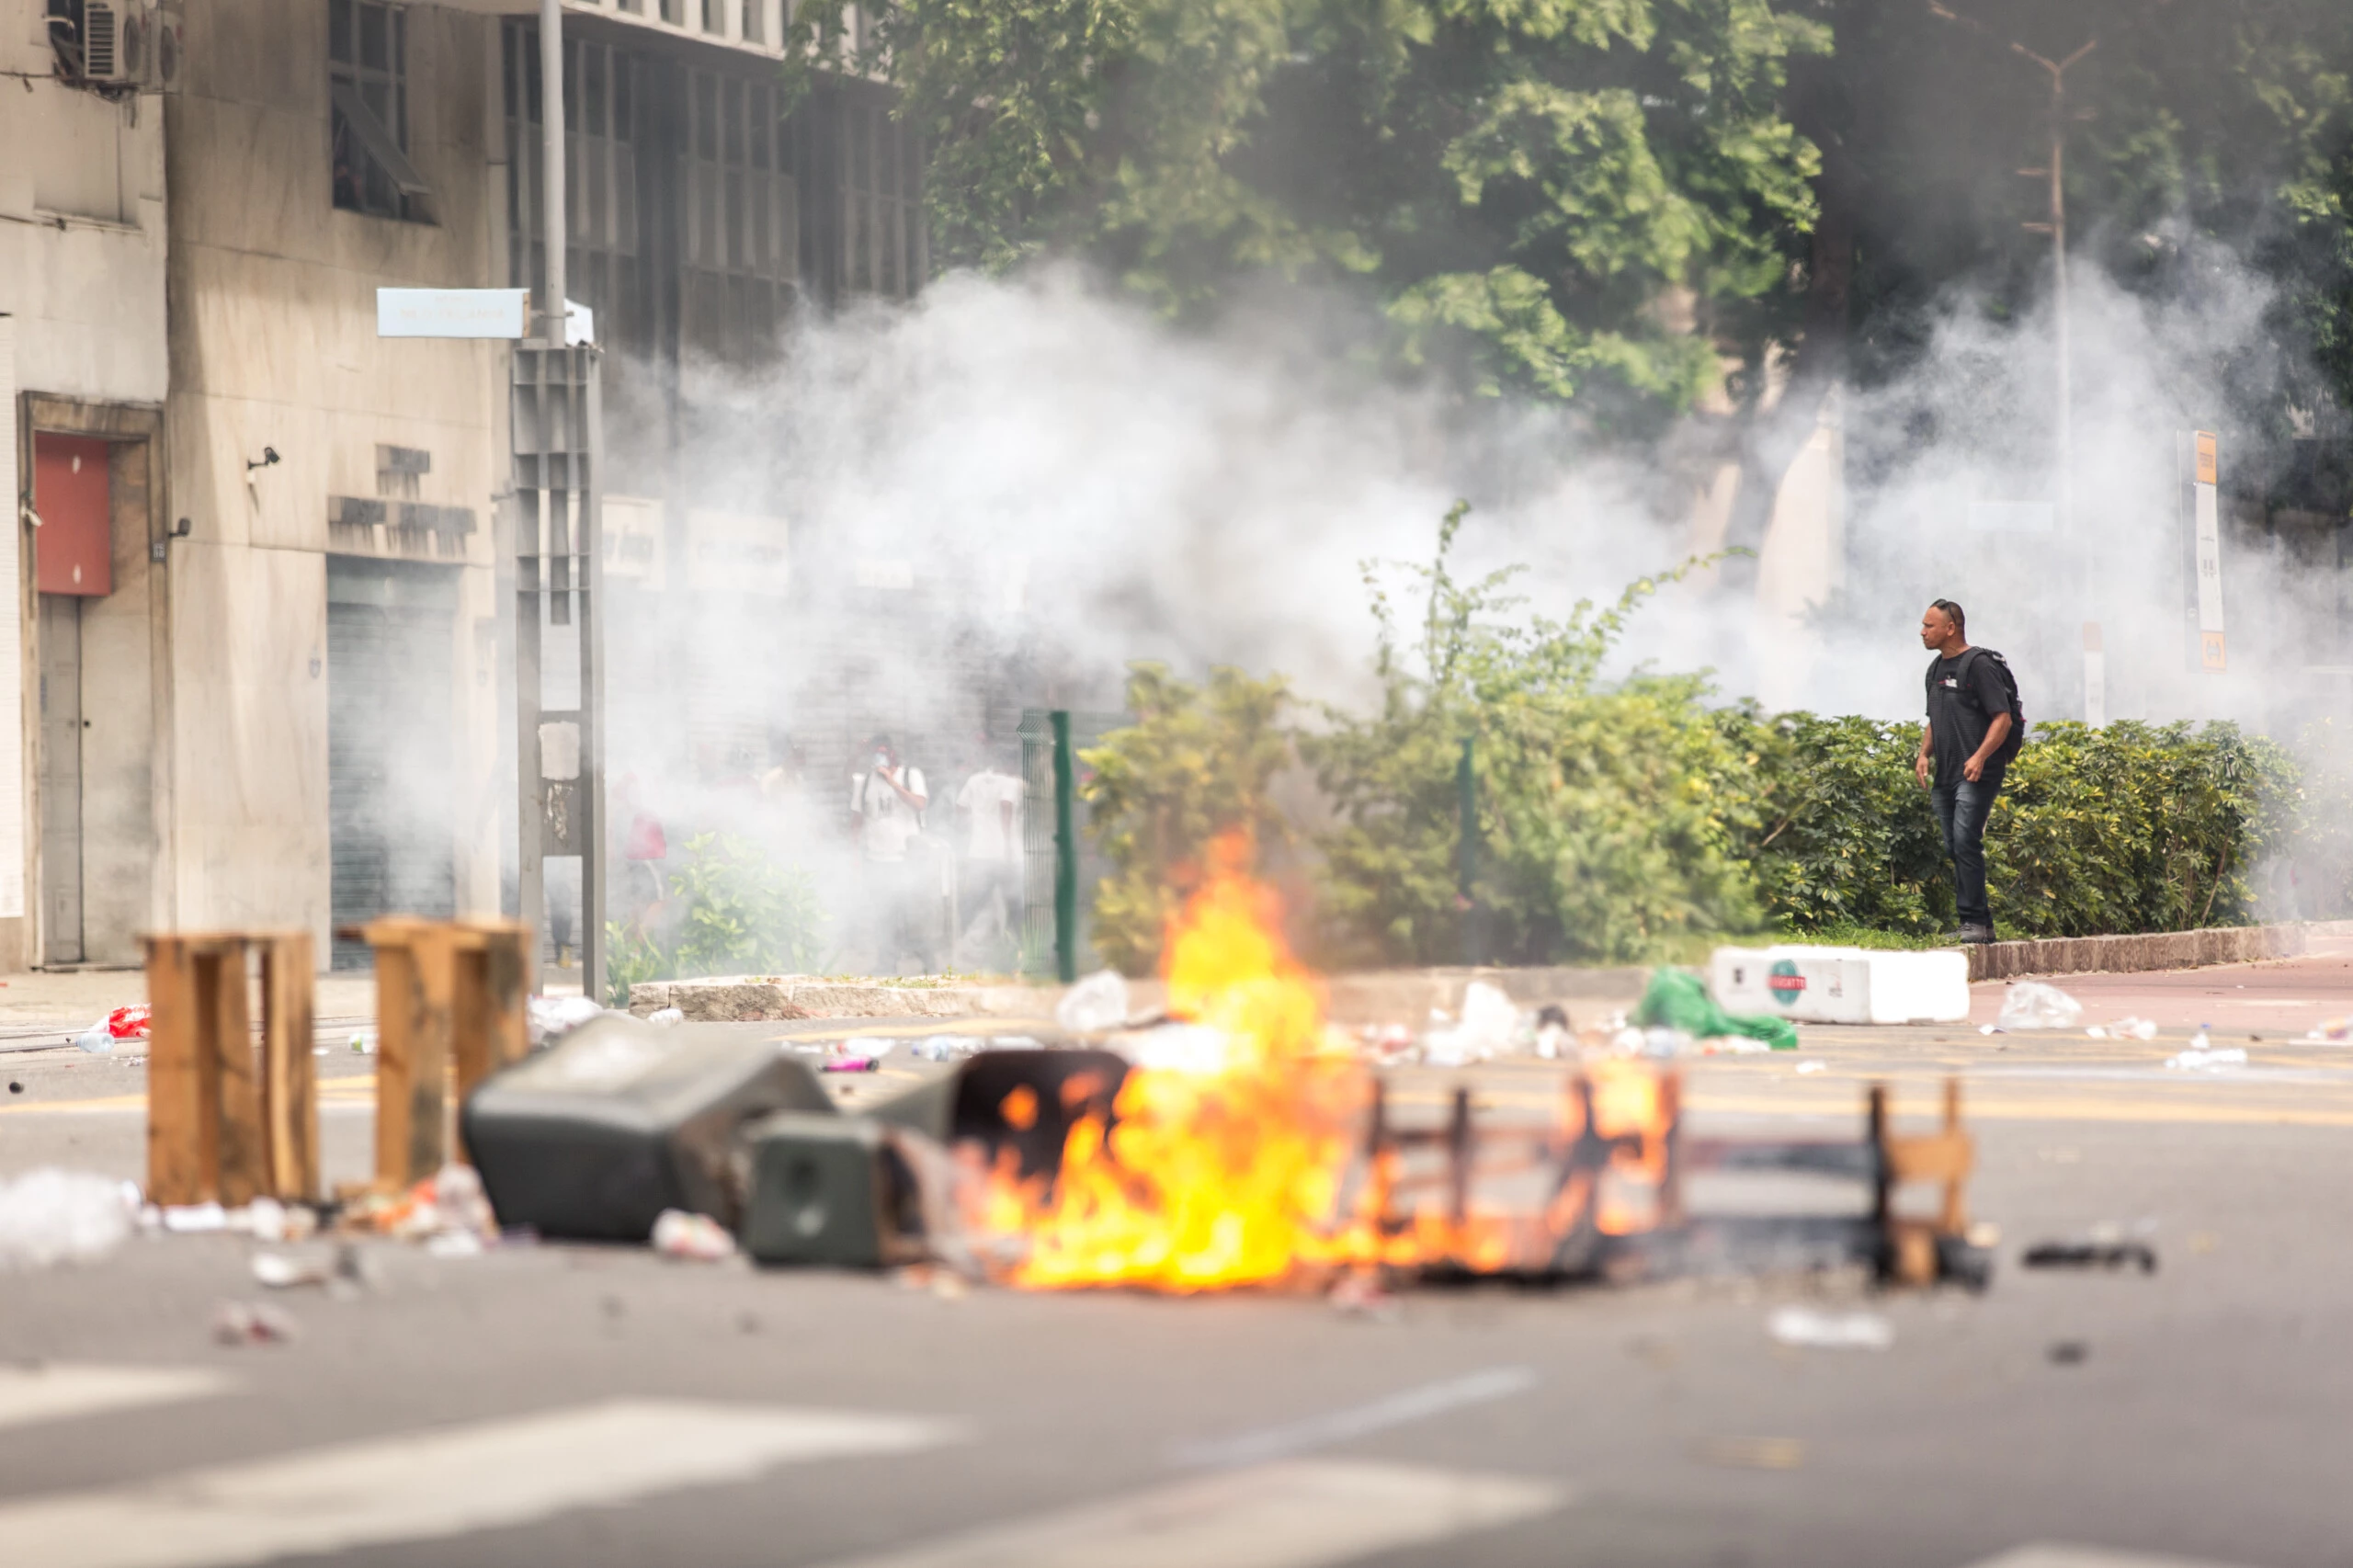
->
[6, 0, 904, 972]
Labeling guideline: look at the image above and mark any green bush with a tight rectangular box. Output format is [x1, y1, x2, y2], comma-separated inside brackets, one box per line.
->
[1080, 665, 1295, 974]
[1076, 508, 2336, 962]
[604, 832, 826, 1005]
[1305, 505, 1756, 966]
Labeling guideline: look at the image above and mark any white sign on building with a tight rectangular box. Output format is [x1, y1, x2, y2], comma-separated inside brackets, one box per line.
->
[685, 509, 790, 596]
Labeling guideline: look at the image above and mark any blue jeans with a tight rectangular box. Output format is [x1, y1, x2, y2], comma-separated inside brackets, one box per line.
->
[1930, 778, 1999, 929]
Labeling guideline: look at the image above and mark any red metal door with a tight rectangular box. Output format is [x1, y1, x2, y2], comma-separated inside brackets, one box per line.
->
[33, 434, 112, 597]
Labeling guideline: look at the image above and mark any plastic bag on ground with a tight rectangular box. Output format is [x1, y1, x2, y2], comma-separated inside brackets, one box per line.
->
[0, 1168, 139, 1269]
[1422, 981, 1521, 1065]
[1632, 970, 1799, 1052]
[1995, 982, 2083, 1031]
[528, 994, 609, 1048]
[1055, 970, 1131, 1033]
[1768, 1305, 1893, 1350]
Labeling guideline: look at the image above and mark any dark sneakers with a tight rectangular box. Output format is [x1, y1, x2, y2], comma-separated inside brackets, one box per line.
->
[1954, 924, 1995, 945]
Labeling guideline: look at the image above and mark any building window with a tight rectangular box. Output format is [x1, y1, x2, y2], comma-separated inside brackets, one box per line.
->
[683, 68, 798, 356]
[702, 0, 724, 34]
[841, 97, 922, 300]
[743, 0, 765, 44]
[503, 25, 646, 356]
[329, 0, 433, 222]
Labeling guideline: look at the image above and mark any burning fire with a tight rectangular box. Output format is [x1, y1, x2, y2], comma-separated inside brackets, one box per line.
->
[981, 834, 1564, 1292]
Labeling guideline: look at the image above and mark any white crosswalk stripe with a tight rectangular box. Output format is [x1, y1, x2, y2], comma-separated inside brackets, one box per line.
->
[814, 1458, 1567, 1568]
[1962, 1548, 2263, 1568]
[0, 1398, 962, 1568]
[0, 1364, 231, 1432]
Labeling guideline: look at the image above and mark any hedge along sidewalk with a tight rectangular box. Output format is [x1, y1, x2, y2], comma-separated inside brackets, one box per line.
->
[1965, 921, 2353, 983]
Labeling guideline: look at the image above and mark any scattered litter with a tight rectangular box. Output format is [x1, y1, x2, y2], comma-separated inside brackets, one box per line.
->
[987, 1036, 1044, 1051]
[1693, 1436, 1805, 1471]
[1634, 969, 1798, 1052]
[2165, 1029, 2245, 1070]
[652, 1209, 737, 1261]
[1639, 1027, 1692, 1060]
[2046, 1340, 2090, 1366]
[74, 1023, 113, 1055]
[2022, 1240, 2158, 1274]
[0, 1168, 139, 1269]
[646, 1007, 686, 1028]
[210, 1301, 300, 1346]
[2084, 1017, 2158, 1041]
[915, 1034, 982, 1062]
[1966, 1221, 2002, 1249]
[528, 994, 609, 1048]
[251, 1251, 332, 1290]
[2303, 1017, 2351, 1043]
[1794, 1060, 1827, 1075]
[1055, 969, 1131, 1033]
[1767, 1305, 1893, 1350]
[161, 1201, 228, 1233]
[1328, 1272, 1401, 1322]
[74, 1005, 151, 1054]
[1532, 1004, 1572, 1060]
[340, 1164, 498, 1247]
[1422, 981, 1520, 1065]
[1996, 982, 2083, 1031]
[822, 1055, 879, 1074]
[349, 1031, 374, 1055]
[7, 1081, 20, 1094]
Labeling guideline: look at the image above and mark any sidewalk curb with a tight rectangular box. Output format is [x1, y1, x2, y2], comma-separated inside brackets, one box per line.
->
[1967, 922, 2347, 983]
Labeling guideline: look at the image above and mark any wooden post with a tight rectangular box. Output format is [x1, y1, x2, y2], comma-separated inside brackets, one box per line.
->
[366, 918, 457, 1190]
[260, 932, 319, 1202]
[143, 932, 318, 1206]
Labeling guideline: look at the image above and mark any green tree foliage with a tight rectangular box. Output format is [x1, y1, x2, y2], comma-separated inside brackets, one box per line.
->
[1080, 664, 1296, 972]
[1306, 506, 1759, 964]
[789, 0, 1828, 417]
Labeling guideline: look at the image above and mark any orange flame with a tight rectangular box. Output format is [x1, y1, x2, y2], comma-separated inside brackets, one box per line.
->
[978, 833, 1676, 1291]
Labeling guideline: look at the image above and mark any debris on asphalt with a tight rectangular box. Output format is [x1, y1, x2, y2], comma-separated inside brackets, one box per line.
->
[528, 994, 610, 1048]
[340, 1164, 499, 1249]
[2302, 1016, 2351, 1043]
[2022, 1240, 2158, 1274]
[1795, 1060, 1828, 1075]
[650, 1209, 737, 1262]
[915, 1034, 983, 1061]
[1533, 1004, 1572, 1059]
[821, 1054, 881, 1073]
[1635, 969, 1800, 1052]
[1328, 1271, 1402, 1322]
[1055, 968, 1131, 1032]
[251, 1251, 334, 1290]
[1768, 1305, 1894, 1350]
[0, 1168, 139, 1270]
[1996, 982, 2083, 1031]
[74, 1005, 151, 1054]
[210, 1300, 300, 1346]
[2047, 1340, 2090, 1365]
[7, 1081, 20, 1094]
[646, 1006, 686, 1027]
[2165, 1028, 2245, 1070]
[2086, 1017, 2159, 1040]
[1421, 980, 1520, 1065]
[1693, 1436, 1806, 1470]
[349, 1030, 374, 1055]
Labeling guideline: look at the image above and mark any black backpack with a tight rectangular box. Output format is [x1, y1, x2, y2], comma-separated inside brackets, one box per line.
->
[1927, 647, 2027, 767]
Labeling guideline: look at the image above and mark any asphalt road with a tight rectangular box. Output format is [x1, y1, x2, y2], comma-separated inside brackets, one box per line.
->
[4, 950, 2352, 1568]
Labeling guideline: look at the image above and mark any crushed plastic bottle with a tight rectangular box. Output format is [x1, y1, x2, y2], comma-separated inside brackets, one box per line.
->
[1054, 970, 1131, 1033]
[1996, 981, 2084, 1031]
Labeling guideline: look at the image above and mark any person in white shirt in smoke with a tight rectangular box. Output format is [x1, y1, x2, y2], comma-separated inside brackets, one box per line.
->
[848, 734, 931, 971]
[954, 751, 1025, 960]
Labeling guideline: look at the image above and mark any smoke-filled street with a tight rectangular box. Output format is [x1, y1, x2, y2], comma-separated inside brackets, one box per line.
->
[6, 945, 2353, 1568]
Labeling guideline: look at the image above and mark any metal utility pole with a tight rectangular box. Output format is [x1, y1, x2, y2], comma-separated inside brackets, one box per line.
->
[509, 0, 608, 1003]
[1929, 6, 2095, 535]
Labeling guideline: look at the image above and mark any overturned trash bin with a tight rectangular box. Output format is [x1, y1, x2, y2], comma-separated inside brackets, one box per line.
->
[742, 1048, 1128, 1269]
[460, 1016, 833, 1241]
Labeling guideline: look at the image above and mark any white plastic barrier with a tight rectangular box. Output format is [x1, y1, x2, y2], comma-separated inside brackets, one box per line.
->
[1711, 945, 1972, 1026]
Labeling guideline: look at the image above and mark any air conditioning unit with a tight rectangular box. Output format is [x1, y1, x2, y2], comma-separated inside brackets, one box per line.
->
[142, 2, 185, 93]
[43, 0, 135, 86]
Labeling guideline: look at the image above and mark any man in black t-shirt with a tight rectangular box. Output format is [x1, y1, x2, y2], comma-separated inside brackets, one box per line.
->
[1914, 598, 2013, 944]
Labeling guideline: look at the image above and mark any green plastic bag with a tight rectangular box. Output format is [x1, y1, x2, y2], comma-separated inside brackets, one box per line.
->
[1631, 968, 1799, 1051]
